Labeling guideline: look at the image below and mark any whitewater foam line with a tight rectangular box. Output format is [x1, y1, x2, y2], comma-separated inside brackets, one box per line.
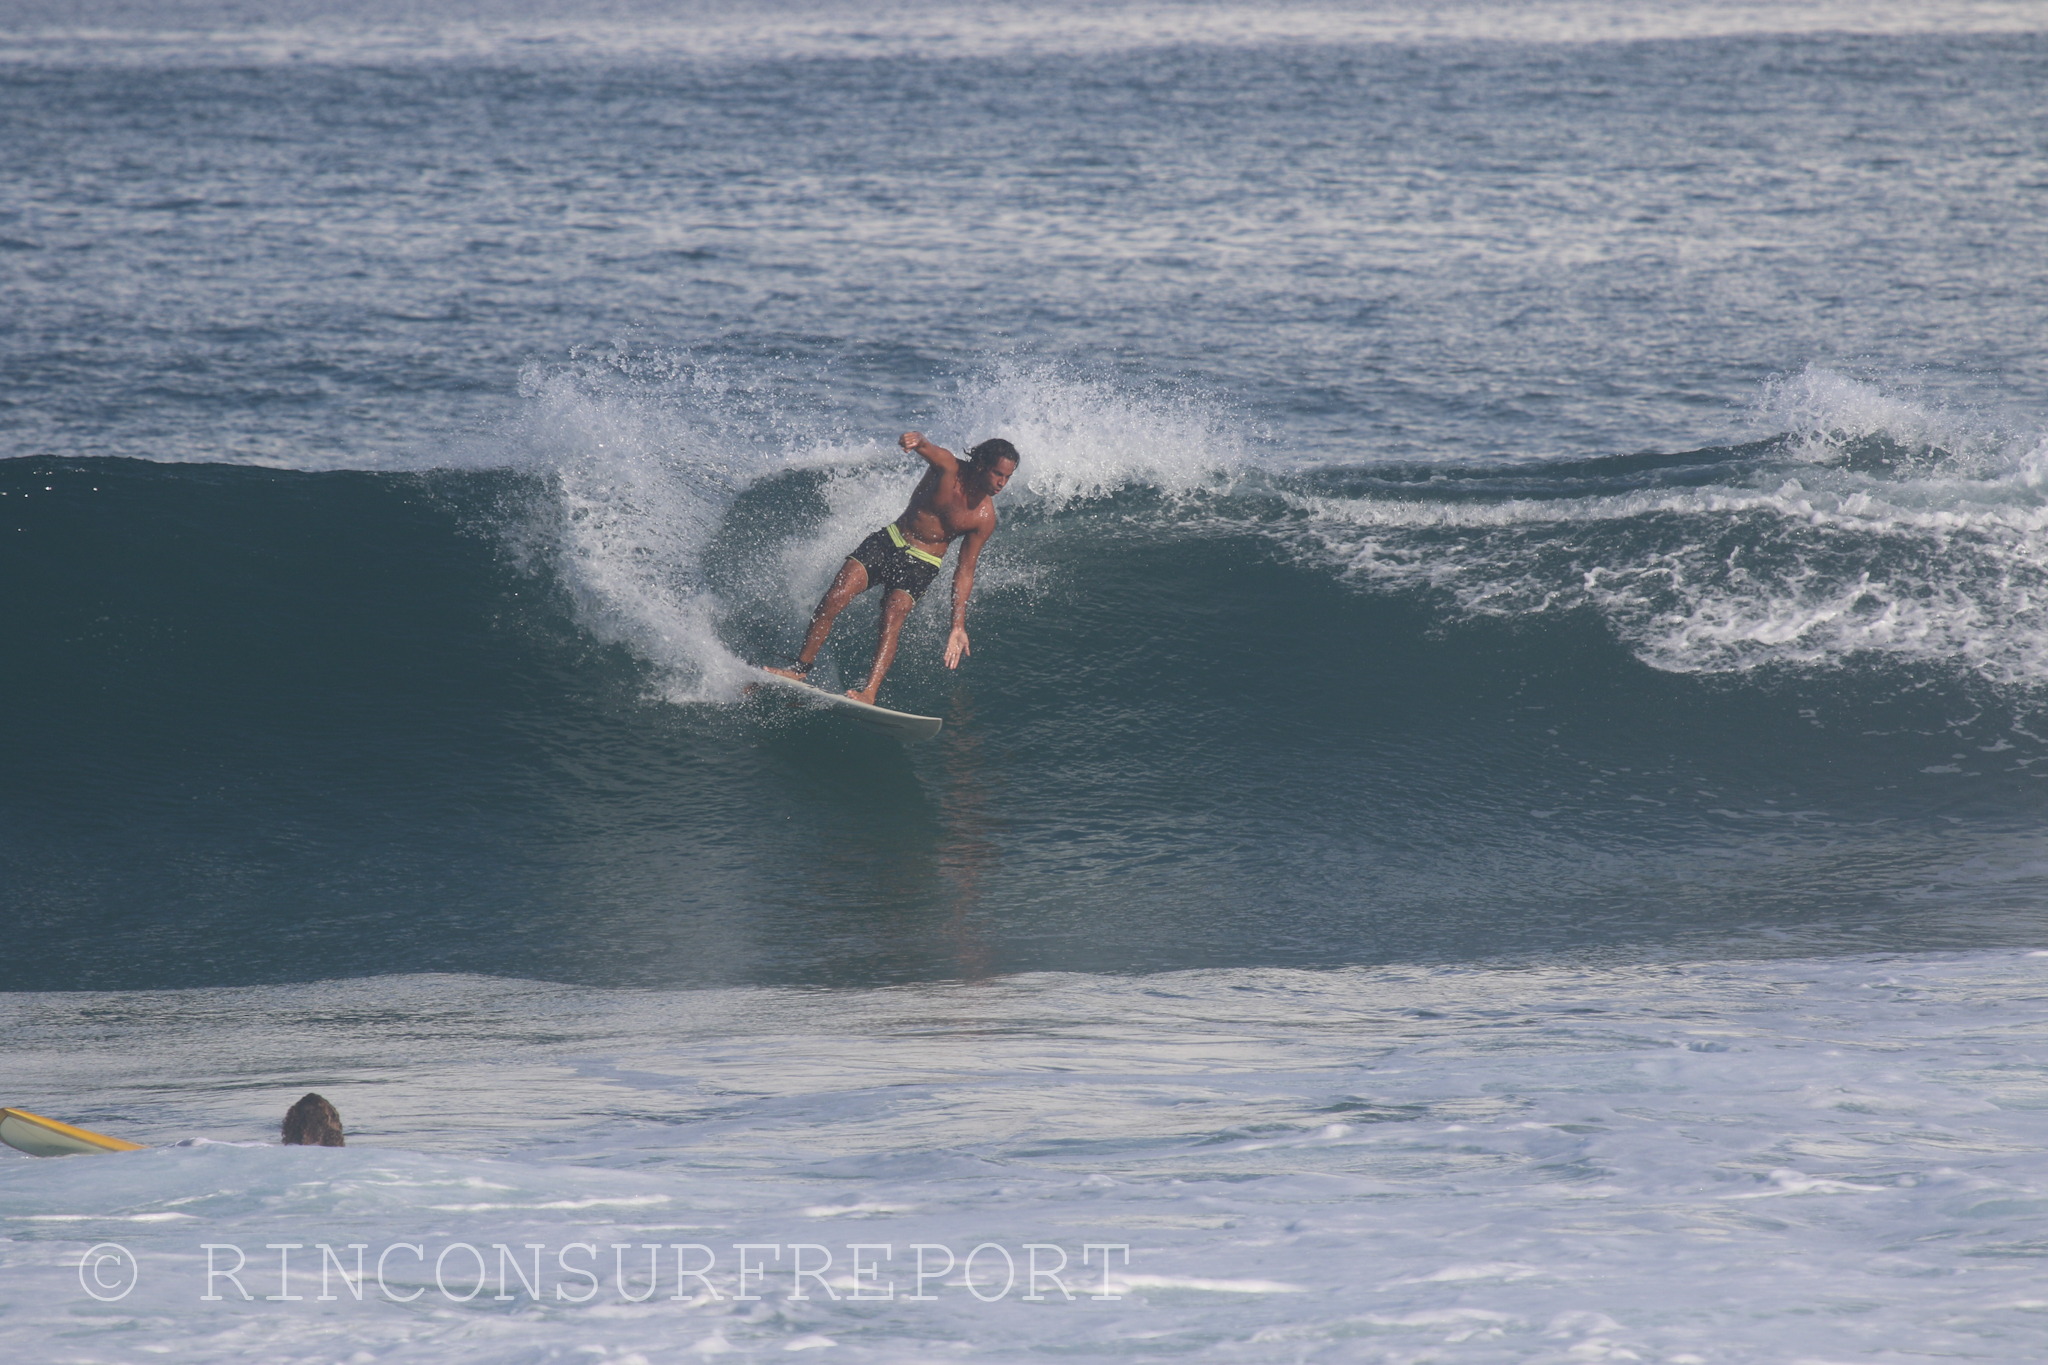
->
[1269, 459, 2048, 682]
[1285, 480, 2048, 540]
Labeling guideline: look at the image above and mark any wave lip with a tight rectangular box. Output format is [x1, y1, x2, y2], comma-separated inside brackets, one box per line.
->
[480, 349, 1246, 703]
[1267, 367, 2048, 682]
[427, 354, 2048, 690]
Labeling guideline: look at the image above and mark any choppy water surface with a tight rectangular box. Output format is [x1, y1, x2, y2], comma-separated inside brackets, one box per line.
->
[5, 2, 2048, 1360]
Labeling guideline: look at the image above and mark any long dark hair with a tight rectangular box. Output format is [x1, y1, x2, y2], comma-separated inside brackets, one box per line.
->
[967, 438, 1020, 467]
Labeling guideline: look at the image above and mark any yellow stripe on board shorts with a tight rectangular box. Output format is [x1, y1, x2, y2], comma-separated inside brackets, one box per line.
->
[887, 522, 944, 567]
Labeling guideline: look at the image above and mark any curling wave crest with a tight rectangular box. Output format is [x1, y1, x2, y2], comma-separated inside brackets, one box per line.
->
[494, 350, 1243, 702]
[1272, 369, 2048, 682]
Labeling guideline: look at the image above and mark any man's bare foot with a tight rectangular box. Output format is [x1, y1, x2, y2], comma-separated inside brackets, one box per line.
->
[763, 664, 811, 682]
[846, 685, 879, 705]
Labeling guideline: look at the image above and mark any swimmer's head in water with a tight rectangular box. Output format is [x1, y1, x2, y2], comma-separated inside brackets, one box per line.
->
[282, 1092, 345, 1147]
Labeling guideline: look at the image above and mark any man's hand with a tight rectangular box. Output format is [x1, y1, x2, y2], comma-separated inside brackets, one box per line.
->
[944, 626, 970, 669]
[900, 431, 925, 454]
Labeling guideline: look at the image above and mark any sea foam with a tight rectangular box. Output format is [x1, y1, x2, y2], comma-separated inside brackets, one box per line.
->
[5, 953, 2048, 1363]
[1275, 367, 2048, 684]
[487, 349, 1243, 701]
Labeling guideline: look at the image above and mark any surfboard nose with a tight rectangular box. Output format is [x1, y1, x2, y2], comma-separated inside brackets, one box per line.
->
[0, 1107, 147, 1158]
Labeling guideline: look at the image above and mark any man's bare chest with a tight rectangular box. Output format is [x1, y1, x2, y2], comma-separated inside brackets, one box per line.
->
[908, 485, 991, 542]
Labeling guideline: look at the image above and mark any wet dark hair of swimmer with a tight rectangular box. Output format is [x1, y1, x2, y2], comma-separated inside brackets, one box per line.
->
[967, 438, 1020, 467]
[281, 1092, 345, 1147]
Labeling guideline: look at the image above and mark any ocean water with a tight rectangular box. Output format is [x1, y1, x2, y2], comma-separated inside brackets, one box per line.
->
[5, 1, 2048, 1359]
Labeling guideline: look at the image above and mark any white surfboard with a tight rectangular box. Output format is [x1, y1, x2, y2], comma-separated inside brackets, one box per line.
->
[751, 668, 944, 742]
[1, 1107, 147, 1158]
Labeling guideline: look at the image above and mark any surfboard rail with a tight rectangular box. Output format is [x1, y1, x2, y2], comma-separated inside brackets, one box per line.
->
[750, 668, 944, 741]
[0, 1107, 147, 1158]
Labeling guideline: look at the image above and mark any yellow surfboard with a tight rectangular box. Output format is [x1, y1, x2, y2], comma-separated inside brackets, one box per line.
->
[0, 1107, 146, 1158]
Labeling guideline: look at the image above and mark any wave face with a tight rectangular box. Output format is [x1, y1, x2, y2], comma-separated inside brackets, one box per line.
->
[9, 361, 2048, 991]
[8, 23, 2048, 992]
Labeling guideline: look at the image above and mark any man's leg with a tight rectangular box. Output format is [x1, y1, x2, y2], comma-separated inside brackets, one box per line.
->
[765, 559, 868, 680]
[849, 588, 916, 705]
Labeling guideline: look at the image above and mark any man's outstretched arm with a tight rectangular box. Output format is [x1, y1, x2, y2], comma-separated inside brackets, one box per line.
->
[901, 431, 959, 472]
[944, 523, 993, 668]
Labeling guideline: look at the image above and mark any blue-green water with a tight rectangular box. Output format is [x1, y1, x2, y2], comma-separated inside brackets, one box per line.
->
[7, 7, 2048, 1362]
[6, 10, 2048, 986]
[8, 439, 2048, 990]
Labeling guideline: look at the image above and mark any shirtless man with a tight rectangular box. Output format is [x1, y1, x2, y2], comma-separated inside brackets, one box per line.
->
[766, 431, 1020, 705]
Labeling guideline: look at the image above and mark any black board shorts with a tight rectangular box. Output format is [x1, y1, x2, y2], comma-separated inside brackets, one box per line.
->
[848, 524, 944, 601]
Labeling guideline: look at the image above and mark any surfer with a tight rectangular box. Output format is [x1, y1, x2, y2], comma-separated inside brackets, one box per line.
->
[766, 432, 1020, 705]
